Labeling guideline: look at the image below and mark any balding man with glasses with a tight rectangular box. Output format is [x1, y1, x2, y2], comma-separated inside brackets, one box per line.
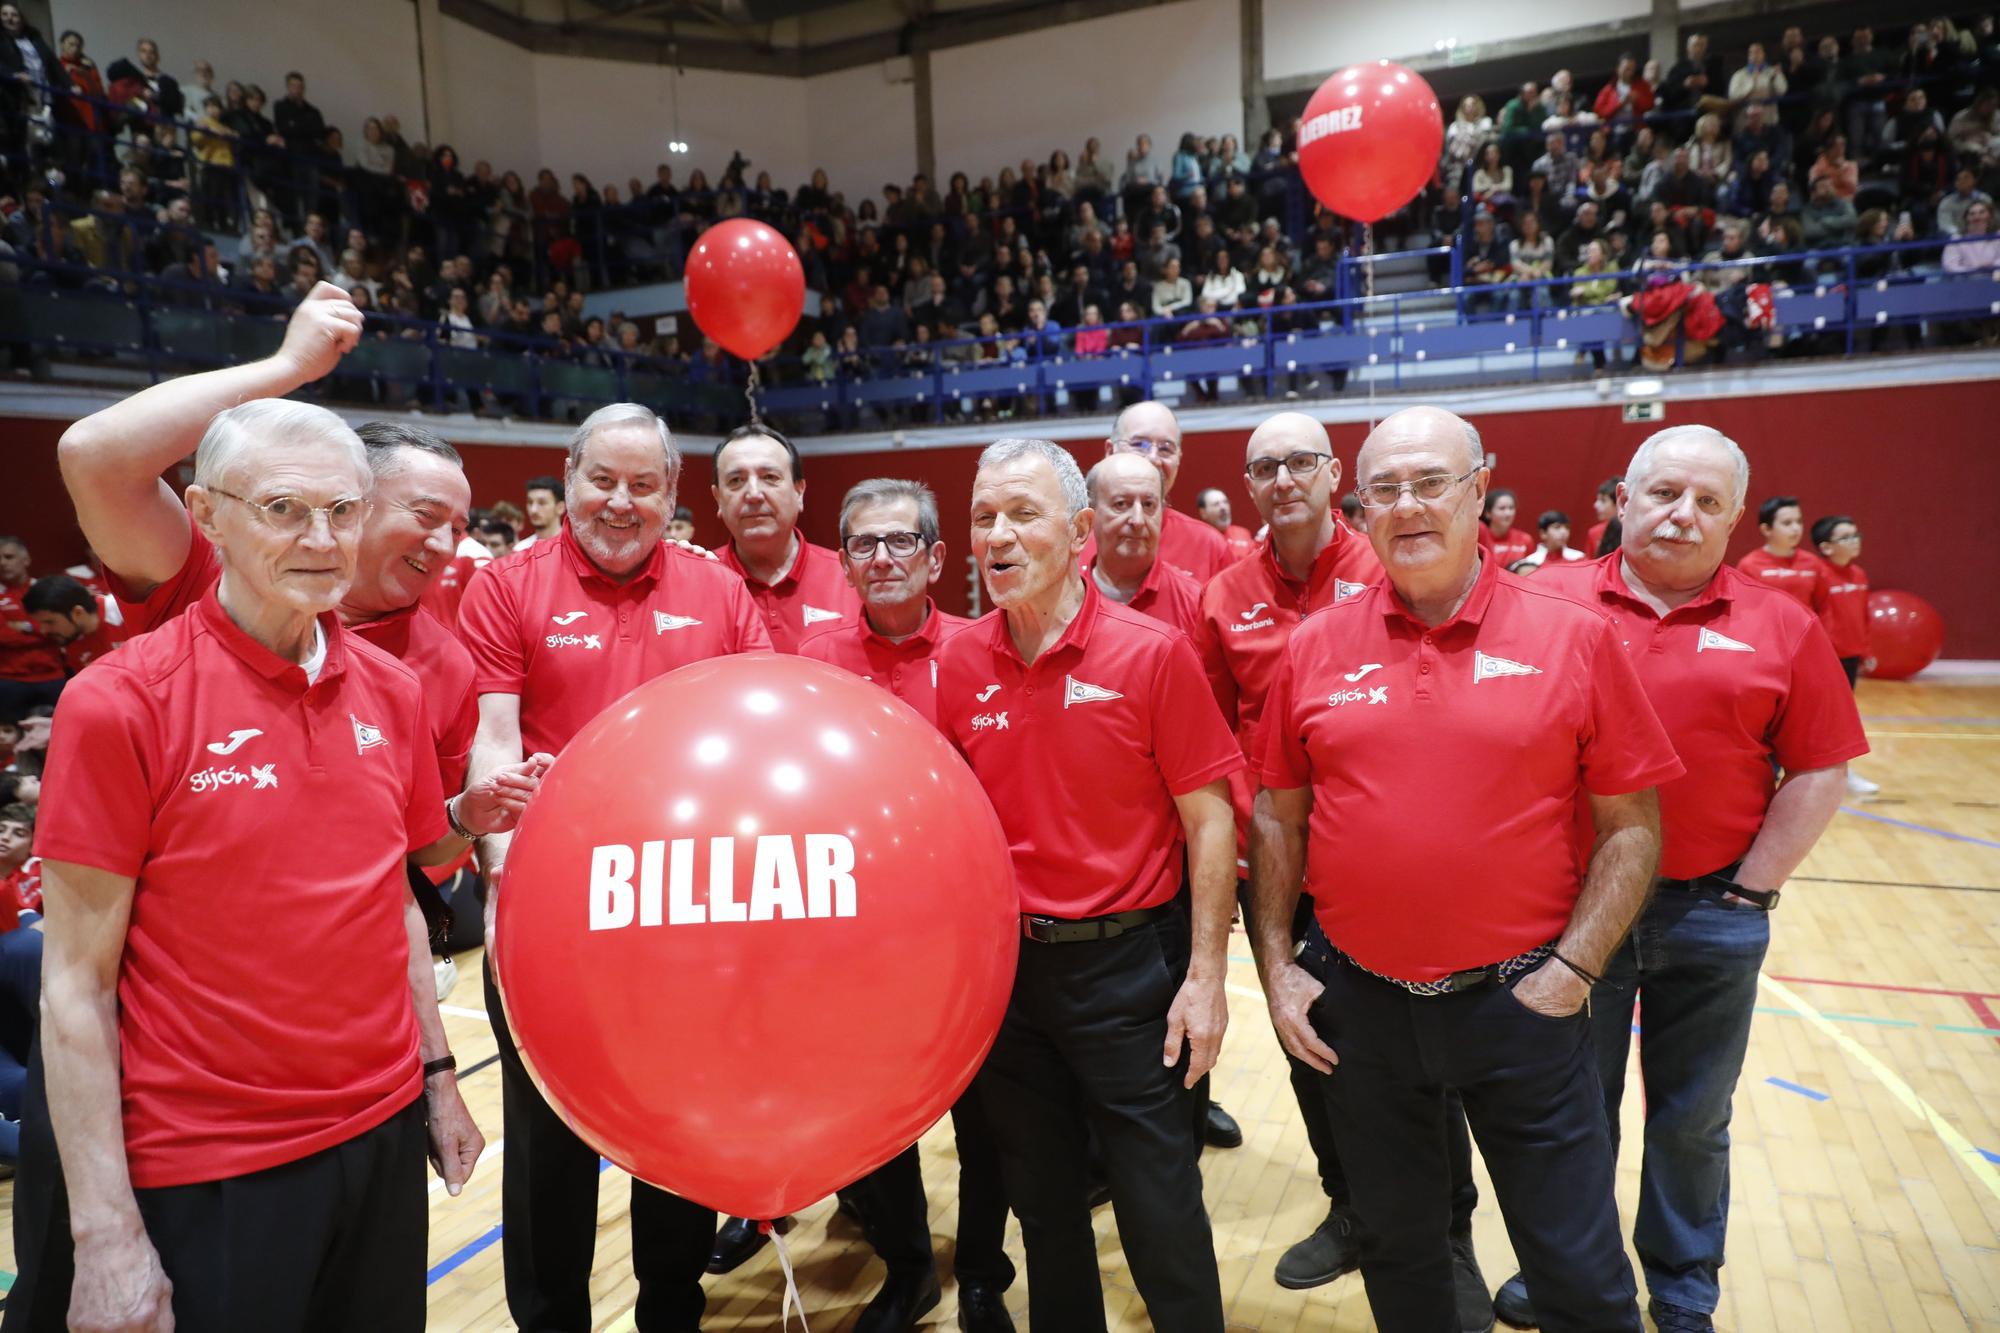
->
[1079, 402, 1233, 585]
[1251, 406, 1683, 1333]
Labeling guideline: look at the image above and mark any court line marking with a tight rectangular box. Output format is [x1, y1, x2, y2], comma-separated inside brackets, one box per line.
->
[1765, 1076, 1830, 1101]
[1756, 975, 2000, 1204]
[1792, 874, 2000, 894]
[1768, 973, 2000, 1001]
[425, 1224, 502, 1283]
[1838, 806, 2000, 849]
[439, 1003, 489, 1020]
[1860, 715, 2000, 726]
[1863, 731, 2000, 741]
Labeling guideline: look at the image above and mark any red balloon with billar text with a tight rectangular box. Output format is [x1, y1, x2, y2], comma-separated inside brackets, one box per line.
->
[493, 653, 1018, 1219]
[1296, 60, 1444, 223]
[683, 218, 807, 361]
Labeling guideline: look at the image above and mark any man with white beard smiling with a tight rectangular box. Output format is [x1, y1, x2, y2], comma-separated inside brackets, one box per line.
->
[1493, 426, 1865, 1333]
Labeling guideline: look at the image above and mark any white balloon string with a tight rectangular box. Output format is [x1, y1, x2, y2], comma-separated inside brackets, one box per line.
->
[745, 361, 764, 425]
[1362, 220, 1378, 429]
[765, 1220, 809, 1331]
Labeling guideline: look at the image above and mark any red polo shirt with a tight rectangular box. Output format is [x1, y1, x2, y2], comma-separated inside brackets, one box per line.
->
[106, 528, 475, 794]
[938, 582, 1242, 917]
[1221, 524, 1255, 559]
[61, 608, 127, 675]
[1488, 527, 1536, 567]
[0, 578, 63, 683]
[420, 552, 479, 631]
[35, 588, 444, 1187]
[459, 528, 773, 757]
[797, 600, 973, 729]
[1260, 556, 1683, 982]
[717, 536, 862, 653]
[1536, 556, 1868, 878]
[1080, 506, 1233, 585]
[1735, 548, 1829, 615]
[1585, 520, 1609, 555]
[1086, 557, 1204, 639]
[1818, 559, 1870, 659]
[1197, 525, 1383, 759]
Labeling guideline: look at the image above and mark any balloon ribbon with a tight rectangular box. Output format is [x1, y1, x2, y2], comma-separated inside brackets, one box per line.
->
[745, 361, 764, 425]
[762, 1219, 810, 1330]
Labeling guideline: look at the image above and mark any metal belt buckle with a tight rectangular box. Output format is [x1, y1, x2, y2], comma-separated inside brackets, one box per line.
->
[1022, 915, 1056, 941]
[1440, 966, 1493, 994]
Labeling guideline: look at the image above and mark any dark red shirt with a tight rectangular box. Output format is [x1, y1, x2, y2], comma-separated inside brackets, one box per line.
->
[1535, 556, 1868, 878]
[36, 589, 445, 1186]
[1260, 556, 1683, 982]
[717, 537, 862, 653]
[797, 600, 974, 729]
[938, 582, 1243, 917]
[458, 529, 773, 757]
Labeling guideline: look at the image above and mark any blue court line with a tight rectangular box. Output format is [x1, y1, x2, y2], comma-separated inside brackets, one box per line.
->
[1839, 806, 2000, 850]
[1766, 1077, 1831, 1101]
[426, 1225, 501, 1284]
[426, 1159, 616, 1288]
[1936, 1024, 2000, 1036]
[1982, 1148, 2000, 1165]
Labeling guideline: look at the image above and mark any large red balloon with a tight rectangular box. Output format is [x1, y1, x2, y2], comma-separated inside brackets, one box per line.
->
[1864, 589, 1946, 681]
[683, 219, 806, 360]
[1296, 60, 1444, 223]
[494, 654, 1018, 1219]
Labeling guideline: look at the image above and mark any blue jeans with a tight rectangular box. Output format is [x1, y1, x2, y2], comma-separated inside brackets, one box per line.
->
[1590, 890, 1770, 1314]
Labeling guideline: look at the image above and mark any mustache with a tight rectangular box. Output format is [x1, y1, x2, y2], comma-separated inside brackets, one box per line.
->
[1651, 520, 1702, 544]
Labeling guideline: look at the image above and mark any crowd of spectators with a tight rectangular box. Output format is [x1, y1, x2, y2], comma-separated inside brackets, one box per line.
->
[3, 7, 1999, 419]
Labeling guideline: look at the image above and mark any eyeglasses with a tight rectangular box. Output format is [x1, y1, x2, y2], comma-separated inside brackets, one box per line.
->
[1245, 451, 1331, 483]
[1113, 435, 1181, 460]
[1354, 466, 1484, 509]
[209, 487, 370, 534]
[1830, 531, 1862, 543]
[842, 531, 928, 561]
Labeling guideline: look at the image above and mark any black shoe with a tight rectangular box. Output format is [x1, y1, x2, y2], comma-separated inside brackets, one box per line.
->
[1203, 1102, 1244, 1149]
[1493, 1272, 1536, 1328]
[855, 1267, 941, 1333]
[706, 1214, 791, 1274]
[1647, 1299, 1716, 1332]
[1450, 1232, 1495, 1333]
[956, 1280, 1015, 1332]
[1273, 1204, 1365, 1289]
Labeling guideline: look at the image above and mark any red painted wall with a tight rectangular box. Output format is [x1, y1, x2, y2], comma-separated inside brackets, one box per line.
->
[8, 376, 1999, 655]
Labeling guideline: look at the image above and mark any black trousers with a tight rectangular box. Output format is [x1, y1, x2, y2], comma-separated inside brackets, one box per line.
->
[843, 1088, 1016, 1290]
[2, 1039, 71, 1333]
[1840, 655, 1861, 689]
[1310, 956, 1641, 1333]
[1293, 914, 1478, 1235]
[975, 913, 1224, 1333]
[484, 959, 717, 1332]
[131, 1098, 429, 1332]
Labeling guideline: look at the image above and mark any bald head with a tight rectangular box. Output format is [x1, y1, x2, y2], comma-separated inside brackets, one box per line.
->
[1247, 410, 1331, 460]
[1108, 400, 1184, 491]
[1245, 410, 1342, 537]
[1356, 406, 1489, 597]
[1358, 406, 1483, 477]
[1086, 450, 1164, 505]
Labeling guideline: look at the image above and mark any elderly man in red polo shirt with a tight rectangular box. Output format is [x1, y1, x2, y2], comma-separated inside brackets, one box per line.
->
[33, 399, 545, 1331]
[1084, 453, 1204, 638]
[937, 438, 1241, 1332]
[1079, 402, 1233, 584]
[798, 477, 1014, 1333]
[1198, 412, 1491, 1327]
[1253, 405, 1684, 1333]
[713, 423, 861, 653]
[1494, 427, 1865, 1333]
[458, 403, 772, 1333]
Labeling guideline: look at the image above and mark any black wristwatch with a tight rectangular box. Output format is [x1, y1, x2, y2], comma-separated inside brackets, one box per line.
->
[423, 1054, 458, 1080]
[1701, 872, 1780, 911]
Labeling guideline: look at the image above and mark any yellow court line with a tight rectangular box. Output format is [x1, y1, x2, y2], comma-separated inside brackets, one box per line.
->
[1756, 974, 2000, 1204]
[1865, 731, 2000, 742]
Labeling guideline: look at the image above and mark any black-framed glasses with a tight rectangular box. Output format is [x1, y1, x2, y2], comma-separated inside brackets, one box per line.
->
[1245, 451, 1331, 483]
[842, 531, 928, 561]
[1354, 466, 1484, 509]
[209, 487, 370, 534]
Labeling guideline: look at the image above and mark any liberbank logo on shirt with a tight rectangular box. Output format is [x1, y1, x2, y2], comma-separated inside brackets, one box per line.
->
[586, 833, 858, 930]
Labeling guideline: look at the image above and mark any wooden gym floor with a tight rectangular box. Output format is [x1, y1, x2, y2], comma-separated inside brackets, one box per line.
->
[5, 678, 1998, 1330]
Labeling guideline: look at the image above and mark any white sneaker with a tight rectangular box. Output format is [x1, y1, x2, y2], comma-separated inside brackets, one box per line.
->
[433, 956, 460, 1003]
[1846, 771, 1881, 796]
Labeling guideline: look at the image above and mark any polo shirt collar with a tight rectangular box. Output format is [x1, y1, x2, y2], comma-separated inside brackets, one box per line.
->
[862, 598, 945, 649]
[1599, 552, 1733, 615]
[1260, 520, 1352, 594]
[1380, 550, 1500, 631]
[194, 584, 346, 692]
[1083, 550, 1167, 603]
[721, 532, 804, 591]
[986, 576, 1099, 667]
[558, 522, 666, 589]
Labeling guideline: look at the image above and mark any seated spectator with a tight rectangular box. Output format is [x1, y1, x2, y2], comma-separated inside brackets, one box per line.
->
[1139, 222, 1180, 280]
[1555, 199, 1603, 274]
[1944, 201, 2000, 272]
[1201, 248, 1246, 310]
[1570, 239, 1620, 305]
[1107, 258, 1148, 316]
[1948, 88, 1999, 170]
[1151, 256, 1193, 318]
[1463, 212, 1512, 310]
[1885, 88, 1945, 163]
[1248, 244, 1288, 302]
[1593, 54, 1653, 126]
[1639, 199, 1694, 258]
[1808, 135, 1860, 201]
[1578, 161, 1629, 232]
[1940, 168, 1995, 238]
[1728, 43, 1787, 128]
[1685, 114, 1733, 186]
[857, 283, 911, 347]
[1532, 131, 1581, 211]
[1801, 175, 1859, 249]
[1297, 233, 1339, 301]
[1443, 96, 1493, 194]
[1727, 150, 1778, 218]
[1509, 212, 1555, 304]
[1733, 103, 1793, 179]
[1663, 32, 1726, 116]
[1021, 299, 1060, 358]
[1471, 142, 1514, 210]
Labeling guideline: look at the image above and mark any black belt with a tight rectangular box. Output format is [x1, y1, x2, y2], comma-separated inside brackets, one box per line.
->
[1657, 861, 1779, 912]
[1021, 905, 1169, 944]
[1336, 939, 1557, 996]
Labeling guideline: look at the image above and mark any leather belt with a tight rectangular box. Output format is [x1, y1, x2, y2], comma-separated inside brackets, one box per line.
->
[1337, 939, 1558, 997]
[1657, 861, 1779, 912]
[1021, 906, 1169, 944]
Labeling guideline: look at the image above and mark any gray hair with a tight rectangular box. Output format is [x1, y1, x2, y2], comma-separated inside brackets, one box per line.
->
[357, 420, 461, 480]
[1084, 454, 1163, 505]
[565, 403, 678, 479]
[1460, 418, 1485, 471]
[977, 438, 1089, 518]
[193, 399, 367, 492]
[840, 477, 940, 544]
[1625, 425, 1750, 507]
